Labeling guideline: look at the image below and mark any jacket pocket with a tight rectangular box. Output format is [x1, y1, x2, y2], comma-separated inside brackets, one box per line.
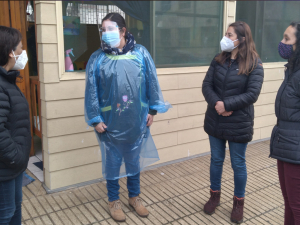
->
[270, 125, 279, 157]
[278, 134, 299, 145]
[241, 108, 251, 120]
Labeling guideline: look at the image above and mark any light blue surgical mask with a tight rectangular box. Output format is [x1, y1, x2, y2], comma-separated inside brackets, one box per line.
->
[102, 31, 121, 48]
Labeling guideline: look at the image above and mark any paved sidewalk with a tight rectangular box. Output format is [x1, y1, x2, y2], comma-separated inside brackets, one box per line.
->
[22, 140, 284, 225]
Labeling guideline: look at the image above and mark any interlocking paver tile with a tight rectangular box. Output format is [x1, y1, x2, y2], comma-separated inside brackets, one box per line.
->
[22, 199, 39, 218]
[91, 201, 111, 219]
[22, 204, 31, 221]
[56, 210, 73, 225]
[156, 202, 181, 220]
[63, 208, 82, 225]
[66, 191, 82, 206]
[22, 141, 285, 224]
[51, 195, 68, 210]
[70, 206, 90, 225]
[48, 212, 64, 225]
[24, 219, 36, 225]
[44, 195, 61, 212]
[41, 215, 54, 225]
[37, 196, 54, 214]
[60, 193, 75, 208]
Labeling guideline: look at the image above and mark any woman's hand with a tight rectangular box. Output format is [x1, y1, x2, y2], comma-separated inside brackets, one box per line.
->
[95, 122, 107, 133]
[222, 111, 233, 117]
[147, 114, 154, 126]
[215, 101, 226, 115]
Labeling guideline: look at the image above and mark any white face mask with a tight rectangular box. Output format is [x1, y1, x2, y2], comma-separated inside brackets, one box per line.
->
[11, 50, 28, 70]
[220, 36, 239, 52]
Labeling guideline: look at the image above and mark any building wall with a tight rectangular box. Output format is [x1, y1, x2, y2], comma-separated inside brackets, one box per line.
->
[36, 1, 284, 190]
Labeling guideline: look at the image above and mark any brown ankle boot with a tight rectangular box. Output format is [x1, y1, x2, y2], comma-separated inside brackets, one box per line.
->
[129, 196, 149, 217]
[231, 196, 244, 224]
[204, 189, 221, 215]
[108, 200, 126, 222]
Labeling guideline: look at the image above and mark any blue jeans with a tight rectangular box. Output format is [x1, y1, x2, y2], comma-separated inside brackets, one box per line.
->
[0, 172, 23, 225]
[209, 135, 248, 198]
[107, 172, 140, 202]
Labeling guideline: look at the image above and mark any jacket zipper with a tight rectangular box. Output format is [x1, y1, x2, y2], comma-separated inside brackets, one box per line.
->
[222, 61, 232, 99]
[216, 61, 231, 136]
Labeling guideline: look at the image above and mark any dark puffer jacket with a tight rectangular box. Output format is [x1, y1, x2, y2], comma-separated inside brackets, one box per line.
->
[0, 66, 31, 182]
[270, 63, 300, 164]
[202, 55, 264, 143]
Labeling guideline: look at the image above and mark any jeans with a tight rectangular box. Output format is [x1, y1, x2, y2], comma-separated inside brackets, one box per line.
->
[209, 135, 248, 198]
[0, 172, 23, 225]
[278, 160, 300, 225]
[107, 172, 140, 202]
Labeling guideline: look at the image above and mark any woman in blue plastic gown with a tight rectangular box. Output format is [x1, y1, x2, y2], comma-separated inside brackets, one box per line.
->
[84, 13, 171, 222]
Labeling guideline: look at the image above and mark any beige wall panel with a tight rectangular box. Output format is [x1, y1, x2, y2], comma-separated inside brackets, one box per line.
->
[178, 128, 207, 145]
[254, 114, 277, 129]
[42, 117, 48, 136]
[227, 17, 235, 27]
[35, 3, 57, 25]
[152, 132, 178, 149]
[255, 104, 275, 117]
[151, 114, 205, 136]
[177, 101, 207, 118]
[262, 80, 282, 94]
[44, 146, 101, 172]
[41, 100, 46, 118]
[38, 44, 58, 63]
[177, 73, 206, 89]
[228, 1, 236, 17]
[45, 99, 84, 119]
[42, 135, 48, 152]
[252, 128, 261, 141]
[261, 125, 274, 139]
[45, 131, 98, 153]
[255, 92, 277, 106]
[155, 139, 210, 165]
[46, 113, 204, 137]
[154, 105, 178, 121]
[157, 75, 178, 90]
[162, 88, 204, 105]
[47, 162, 102, 189]
[44, 168, 51, 189]
[264, 68, 285, 81]
[41, 68, 58, 83]
[40, 82, 45, 100]
[43, 150, 50, 171]
[43, 80, 85, 101]
[46, 116, 86, 137]
[37, 25, 58, 44]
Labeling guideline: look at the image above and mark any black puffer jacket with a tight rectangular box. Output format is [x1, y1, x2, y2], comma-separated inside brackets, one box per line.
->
[270, 63, 300, 164]
[202, 55, 264, 143]
[0, 66, 31, 182]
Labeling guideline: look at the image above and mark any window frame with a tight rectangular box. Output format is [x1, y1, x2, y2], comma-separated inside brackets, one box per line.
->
[55, 1, 285, 81]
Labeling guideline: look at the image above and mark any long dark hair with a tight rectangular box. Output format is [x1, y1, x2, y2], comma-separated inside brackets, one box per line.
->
[102, 13, 128, 36]
[216, 21, 259, 75]
[288, 21, 300, 71]
[0, 26, 22, 67]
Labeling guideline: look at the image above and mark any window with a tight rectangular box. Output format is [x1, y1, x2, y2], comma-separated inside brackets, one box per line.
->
[62, 1, 147, 72]
[62, 1, 223, 72]
[236, 1, 300, 63]
[154, 1, 223, 67]
[179, 1, 192, 10]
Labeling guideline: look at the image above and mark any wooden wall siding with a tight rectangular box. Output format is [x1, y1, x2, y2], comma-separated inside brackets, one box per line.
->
[38, 1, 283, 190]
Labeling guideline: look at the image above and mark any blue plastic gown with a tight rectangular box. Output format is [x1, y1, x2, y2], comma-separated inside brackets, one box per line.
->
[84, 45, 171, 180]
